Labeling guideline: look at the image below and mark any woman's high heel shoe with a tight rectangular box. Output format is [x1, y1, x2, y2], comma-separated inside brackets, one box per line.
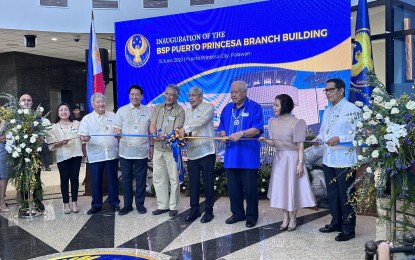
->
[72, 202, 79, 213]
[64, 203, 71, 214]
[279, 220, 289, 231]
[288, 219, 297, 232]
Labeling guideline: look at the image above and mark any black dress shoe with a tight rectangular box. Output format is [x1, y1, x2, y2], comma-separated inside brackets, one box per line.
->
[335, 231, 355, 241]
[200, 213, 214, 223]
[152, 209, 169, 215]
[169, 210, 178, 217]
[246, 220, 257, 228]
[118, 207, 133, 216]
[225, 216, 245, 224]
[87, 207, 101, 215]
[111, 206, 120, 212]
[186, 212, 201, 222]
[319, 224, 342, 233]
[136, 205, 147, 214]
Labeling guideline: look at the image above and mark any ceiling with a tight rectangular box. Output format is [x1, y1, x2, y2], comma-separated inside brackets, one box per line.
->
[0, 28, 115, 63]
[0, 0, 374, 64]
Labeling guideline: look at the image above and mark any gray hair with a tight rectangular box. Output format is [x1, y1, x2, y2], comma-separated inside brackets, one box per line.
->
[90, 93, 106, 106]
[188, 86, 203, 96]
[231, 81, 248, 92]
[166, 84, 180, 96]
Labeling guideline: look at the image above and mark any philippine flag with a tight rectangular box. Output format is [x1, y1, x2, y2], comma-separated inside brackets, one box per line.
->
[86, 14, 105, 113]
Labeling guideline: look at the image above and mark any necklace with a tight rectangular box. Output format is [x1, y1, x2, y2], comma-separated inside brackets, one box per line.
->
[232, 107, 245, 126]
[58, 121, 74, 145]
[326, 104, 343, 136]
[128, 106, 143, 132]
[158, 105, 174, 132]
[95, 113, 109, 131]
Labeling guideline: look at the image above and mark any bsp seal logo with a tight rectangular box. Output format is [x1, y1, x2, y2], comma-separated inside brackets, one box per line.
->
[351, 30, 374, 87]
[125, 34, 150, 68]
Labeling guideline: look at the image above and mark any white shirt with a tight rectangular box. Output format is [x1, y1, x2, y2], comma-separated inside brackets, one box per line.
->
[78, 111, 119, 163]
[46, 120, 83, 163]
[114, 103, 151, 159]
[317, 98, 361, 168]
[183, 102, 216, 160]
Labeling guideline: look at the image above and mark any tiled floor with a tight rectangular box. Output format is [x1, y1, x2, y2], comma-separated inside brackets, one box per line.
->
[0, 165, 386, 260]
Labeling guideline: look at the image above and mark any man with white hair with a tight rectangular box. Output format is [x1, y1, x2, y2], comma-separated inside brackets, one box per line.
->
[218, 81, 264, 228]
[79, 93, 120, 215]
[179, 86, 216, 223]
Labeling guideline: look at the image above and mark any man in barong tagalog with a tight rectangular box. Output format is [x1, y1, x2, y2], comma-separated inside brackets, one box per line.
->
[179, 86, 216, 223]
[313, 78, 361, 242]
[149, 84, 184, 217]
[114, 85, 153, 216]
[79, 93, 120, 215]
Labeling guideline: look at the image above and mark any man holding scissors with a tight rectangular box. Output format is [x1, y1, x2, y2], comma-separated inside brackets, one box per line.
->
[149, 84, 184, 217]
[114, 85, 153, 215]
[79, 93, 120, 215]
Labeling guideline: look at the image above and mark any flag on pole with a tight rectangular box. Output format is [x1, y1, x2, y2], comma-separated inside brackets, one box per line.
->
[349, 0, 374, 105]
[86, 11, 105, 113]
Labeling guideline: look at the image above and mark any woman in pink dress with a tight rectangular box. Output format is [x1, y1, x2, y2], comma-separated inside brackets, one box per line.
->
[259, 94, 315, 231]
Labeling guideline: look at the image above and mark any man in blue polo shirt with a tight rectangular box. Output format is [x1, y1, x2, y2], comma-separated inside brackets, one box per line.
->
[218, 80, 264, 228]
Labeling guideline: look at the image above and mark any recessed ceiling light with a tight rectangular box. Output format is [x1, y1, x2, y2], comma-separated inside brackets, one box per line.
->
[51, 37, 58, 41]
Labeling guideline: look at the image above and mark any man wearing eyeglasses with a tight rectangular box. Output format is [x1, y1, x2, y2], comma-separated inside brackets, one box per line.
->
[218, 80, 264, 228]
[313, 78, 361, 242]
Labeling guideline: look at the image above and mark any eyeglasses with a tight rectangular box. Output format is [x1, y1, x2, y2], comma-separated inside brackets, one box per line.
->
[323, 87, 337, 94]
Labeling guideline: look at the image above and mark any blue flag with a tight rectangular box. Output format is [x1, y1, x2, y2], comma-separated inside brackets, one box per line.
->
[349, 0, 374, 105]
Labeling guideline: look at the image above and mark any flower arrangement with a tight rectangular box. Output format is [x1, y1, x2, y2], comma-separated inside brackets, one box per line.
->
[0, 93, 50, 207]
[350, 72, 415, 233]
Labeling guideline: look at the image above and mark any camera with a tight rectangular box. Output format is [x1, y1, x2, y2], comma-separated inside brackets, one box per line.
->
[24, 35, 36, 48]
[74, 35, 81, 42]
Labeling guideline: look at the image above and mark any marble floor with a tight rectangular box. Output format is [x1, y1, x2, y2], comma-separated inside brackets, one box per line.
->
[0, 165, 386, 260]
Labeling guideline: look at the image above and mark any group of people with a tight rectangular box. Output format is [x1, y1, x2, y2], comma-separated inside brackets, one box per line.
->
[0, 78, 361, 242]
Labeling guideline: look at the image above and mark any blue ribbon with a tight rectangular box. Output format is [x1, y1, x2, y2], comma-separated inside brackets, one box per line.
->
[165, 130, 186, 184]
[89, 133, 156, 137]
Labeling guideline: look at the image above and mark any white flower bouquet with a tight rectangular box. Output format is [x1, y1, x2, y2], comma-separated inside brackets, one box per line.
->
[0, 93, 50, 204]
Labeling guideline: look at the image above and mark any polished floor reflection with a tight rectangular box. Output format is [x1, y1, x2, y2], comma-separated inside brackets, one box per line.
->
[0, 168, 385, 260]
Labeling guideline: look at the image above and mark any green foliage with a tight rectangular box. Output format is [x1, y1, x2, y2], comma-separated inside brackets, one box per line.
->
[350, 72, 415, 240]
[0, 93, 50, 205]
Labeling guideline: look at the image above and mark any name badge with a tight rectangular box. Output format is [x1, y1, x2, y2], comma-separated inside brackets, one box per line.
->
[242, 112, 250, 117]
[70, 128, 77, 133]
[168, 116, 175, 120]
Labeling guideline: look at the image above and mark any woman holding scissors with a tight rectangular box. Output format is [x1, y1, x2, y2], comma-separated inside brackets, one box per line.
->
[47, 103, 83, 214]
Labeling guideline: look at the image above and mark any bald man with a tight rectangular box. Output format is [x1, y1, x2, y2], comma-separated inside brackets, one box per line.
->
[18, 94, 45, 211]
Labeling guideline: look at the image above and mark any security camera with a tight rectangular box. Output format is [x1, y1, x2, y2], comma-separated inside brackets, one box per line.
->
[24, 35, 37, 48]
[74, 35, 81, 42]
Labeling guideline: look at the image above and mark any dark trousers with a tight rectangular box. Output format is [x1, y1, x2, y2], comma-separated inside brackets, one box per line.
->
[57, 156, 82, 203]
[89, 159, 120, 208]
[322, 165, 356, 232]
[120, 157, 148, 209]
[226, 168, 258, 222]
[187, 153, 216, 215]
[41, 142, 50, 168]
